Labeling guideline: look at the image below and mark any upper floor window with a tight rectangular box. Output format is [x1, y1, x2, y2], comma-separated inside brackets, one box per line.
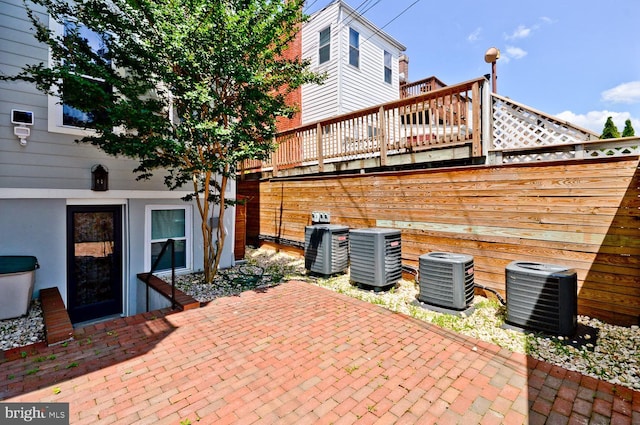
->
[384, 51, 392, 84]
[48, 18, 112, 135]
[319, 27, 331, 64]
[349, 28, 359, 68]
[62, 21, 111, 128]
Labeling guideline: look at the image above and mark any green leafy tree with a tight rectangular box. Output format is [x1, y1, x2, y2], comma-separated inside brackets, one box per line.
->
[4, 0, 323, 283]
[621, 119, 635, 137]
[600, 116, 620, 139]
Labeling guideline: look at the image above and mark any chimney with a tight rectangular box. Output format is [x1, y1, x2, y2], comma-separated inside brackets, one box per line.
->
[399, 54, 409, 83]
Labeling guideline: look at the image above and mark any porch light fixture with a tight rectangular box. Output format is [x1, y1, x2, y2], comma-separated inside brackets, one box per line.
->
[484, 47, 500, 94]
[91, 164, 109, 191]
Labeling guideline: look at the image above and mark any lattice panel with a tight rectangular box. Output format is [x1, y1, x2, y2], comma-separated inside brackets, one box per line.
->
[585, 144, 640, 158]
[502, 151, 576, 164]
[499, 141, 640, 164]
[492, 95, 596, 150]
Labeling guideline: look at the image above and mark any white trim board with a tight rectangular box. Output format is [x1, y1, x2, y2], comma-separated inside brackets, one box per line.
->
[0, 188, 192, 199]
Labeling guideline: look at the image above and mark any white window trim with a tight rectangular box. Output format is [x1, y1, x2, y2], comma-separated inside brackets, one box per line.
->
[47, 17, 102, 136]
[384, 51, 392, 84]
[318, 26, 331, 65]
[144, 204, 193, 274]
[348, 28, 359, 69]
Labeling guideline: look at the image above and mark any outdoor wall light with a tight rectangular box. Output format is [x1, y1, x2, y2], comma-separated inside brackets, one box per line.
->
[11, 109, 34, 146]
[484, 47, 500, 94]
[91, 164, 109, 191]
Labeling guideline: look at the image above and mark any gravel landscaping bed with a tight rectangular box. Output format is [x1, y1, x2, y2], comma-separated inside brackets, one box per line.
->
[0, 300, 45, 351]
[2, 247, 638, 391]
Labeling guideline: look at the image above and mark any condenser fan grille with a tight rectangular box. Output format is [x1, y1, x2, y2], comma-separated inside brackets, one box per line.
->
[304, 225, 349, 276]
[418, 252, 474, 310]
[349, 228, 401, 288]
[505, 261, 577, 336]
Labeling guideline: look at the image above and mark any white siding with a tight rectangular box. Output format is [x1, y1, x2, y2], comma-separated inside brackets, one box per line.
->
[300, 0, 405, 125]
[301, 2, 341, 124]
[338, 20, 402, 113]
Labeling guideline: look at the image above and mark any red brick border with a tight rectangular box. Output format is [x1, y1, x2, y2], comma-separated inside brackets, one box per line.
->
[40, 287, 74, 345]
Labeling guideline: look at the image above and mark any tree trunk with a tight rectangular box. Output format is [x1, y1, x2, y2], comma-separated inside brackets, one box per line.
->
[212, 167, 229, 275]
[194, 167, 229, 284]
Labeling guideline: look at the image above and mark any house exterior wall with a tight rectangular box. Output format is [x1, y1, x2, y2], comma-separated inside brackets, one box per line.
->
[301, 1, 341, 124]
[0, 199, 67, 299]
[275, 24, 303, 133]
[300, 0, 405, 124]
[0, 0, 235, 319]
[0, 1, 168, 192]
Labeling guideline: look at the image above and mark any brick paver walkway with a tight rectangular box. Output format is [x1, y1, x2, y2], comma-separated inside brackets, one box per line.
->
[1, 281, 639, 424]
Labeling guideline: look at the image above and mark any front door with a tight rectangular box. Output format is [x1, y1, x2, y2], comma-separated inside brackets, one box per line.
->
[67, 205, 123, 323]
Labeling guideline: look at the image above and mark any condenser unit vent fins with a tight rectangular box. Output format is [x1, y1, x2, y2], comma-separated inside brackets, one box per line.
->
[304, 224, 349, 276]
[505, 261, 577, 336]
[418, 252, 474, 310]
[349, 228, 401, 289]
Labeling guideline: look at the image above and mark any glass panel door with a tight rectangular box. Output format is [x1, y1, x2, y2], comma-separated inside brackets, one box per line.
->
[67, 205, 122, 323]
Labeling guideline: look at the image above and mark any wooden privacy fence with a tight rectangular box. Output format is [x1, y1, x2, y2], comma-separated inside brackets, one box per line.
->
[240, 156, 640, 326]
[241, 78, 485, 174]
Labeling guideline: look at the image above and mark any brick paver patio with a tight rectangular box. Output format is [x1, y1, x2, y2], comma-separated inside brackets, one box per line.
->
[1, 281, 639, 424]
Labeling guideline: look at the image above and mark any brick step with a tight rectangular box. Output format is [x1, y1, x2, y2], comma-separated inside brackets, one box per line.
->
[137, 273, 200, 311]
[40, 287, 74, 345]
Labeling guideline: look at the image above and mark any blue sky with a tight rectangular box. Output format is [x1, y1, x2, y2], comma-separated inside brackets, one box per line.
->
[304, 0, 640, 135]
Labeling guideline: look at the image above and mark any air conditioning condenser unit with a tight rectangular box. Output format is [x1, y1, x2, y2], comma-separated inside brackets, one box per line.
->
[304, 224, 349, 276]
[417, 252, 475, 313]
[505, 261, 577, 336]
[349, 228, 401, 290]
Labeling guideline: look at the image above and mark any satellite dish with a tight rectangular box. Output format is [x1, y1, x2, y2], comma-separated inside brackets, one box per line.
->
[484, 47, 500, 63]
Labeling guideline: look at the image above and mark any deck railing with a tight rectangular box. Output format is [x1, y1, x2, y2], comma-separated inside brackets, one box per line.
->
[485, 93, 640, 163]
[399, 76, 447, 98]
[241, 77, 486, 175]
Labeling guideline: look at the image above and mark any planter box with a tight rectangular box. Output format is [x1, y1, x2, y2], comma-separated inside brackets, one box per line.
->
[0, 256, 39, 320]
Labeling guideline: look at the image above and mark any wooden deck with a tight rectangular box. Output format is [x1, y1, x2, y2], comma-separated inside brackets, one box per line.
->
[241, 78, 485, 178]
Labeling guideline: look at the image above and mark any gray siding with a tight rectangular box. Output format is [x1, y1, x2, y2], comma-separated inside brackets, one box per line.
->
[0, 0, 237, 319]
[0, 0, 168, 191]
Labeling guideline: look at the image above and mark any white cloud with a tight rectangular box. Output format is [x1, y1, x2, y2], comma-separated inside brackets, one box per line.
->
[539, 16, 554, 25]
[601, 81, 640, 104]
[501, 46, 527, 63]
[505, 25, 531, 40]
[467, 27, 482, 42]
[554, 110, 640, 134]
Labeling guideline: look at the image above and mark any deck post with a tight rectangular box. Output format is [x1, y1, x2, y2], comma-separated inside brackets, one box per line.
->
[472, 81, 482, 157]
[271, 136, 278, 176]
[481, 78, 494, 164]
[317, 123, 324, 173]
[379, 106, 387, 166]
